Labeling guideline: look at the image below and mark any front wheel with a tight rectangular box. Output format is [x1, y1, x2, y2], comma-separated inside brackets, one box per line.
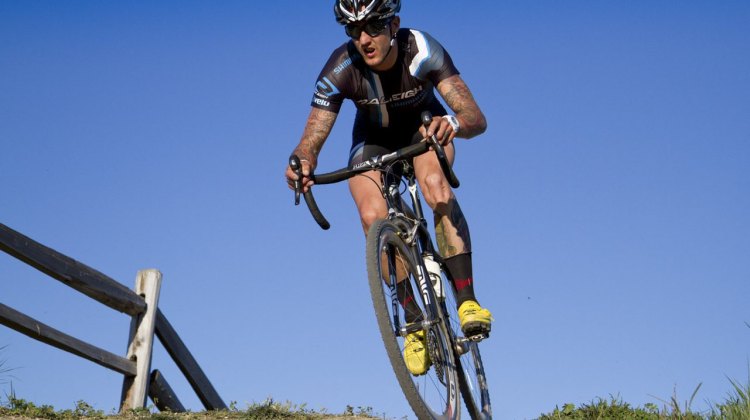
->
[438, 265, 492, 419]
[447, 306, 492, 419]
[366, 219, 461, 420]
[457, 342, 492, 419]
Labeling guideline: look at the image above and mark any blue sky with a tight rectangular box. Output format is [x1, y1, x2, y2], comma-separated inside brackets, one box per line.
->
[1, 1, 749, 419]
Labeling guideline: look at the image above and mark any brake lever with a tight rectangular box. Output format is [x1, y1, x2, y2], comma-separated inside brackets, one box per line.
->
[421, 111, 460, 188]
[421, 110, 443, 150]
[289, 155, 302, 206]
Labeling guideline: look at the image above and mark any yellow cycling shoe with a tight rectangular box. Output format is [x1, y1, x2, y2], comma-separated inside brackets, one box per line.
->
[403, 330, 431, 376]
[458, 300, 493, 337]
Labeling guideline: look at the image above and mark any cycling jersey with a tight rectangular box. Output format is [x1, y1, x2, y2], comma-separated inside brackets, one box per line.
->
[310, 28, 459, 164]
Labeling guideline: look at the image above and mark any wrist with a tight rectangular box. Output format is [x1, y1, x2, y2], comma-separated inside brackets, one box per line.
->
[294, 149, 316, 165]
[442, 114, 460, 135]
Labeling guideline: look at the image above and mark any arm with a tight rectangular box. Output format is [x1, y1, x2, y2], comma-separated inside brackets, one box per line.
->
[436, 74, 487, 140]
[286, 107, 338, 191]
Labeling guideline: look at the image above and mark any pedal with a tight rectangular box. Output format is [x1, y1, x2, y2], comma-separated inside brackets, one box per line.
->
[462, 321, 491, 339]
[466, 333, 489, 342]
[455, 332, 489, 355]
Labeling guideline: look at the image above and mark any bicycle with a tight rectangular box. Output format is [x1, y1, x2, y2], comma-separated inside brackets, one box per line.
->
[289, 112, 492, 420]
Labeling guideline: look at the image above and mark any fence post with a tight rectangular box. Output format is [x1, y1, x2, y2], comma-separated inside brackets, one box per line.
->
[120, 269, 162, 411]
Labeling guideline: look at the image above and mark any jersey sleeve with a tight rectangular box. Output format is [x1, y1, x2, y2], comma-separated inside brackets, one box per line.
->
[310, 44, 351, 113]
[407, 30, 459, 84]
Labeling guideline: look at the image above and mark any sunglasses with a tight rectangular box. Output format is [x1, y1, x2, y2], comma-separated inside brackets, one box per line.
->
[345, 18, 392, 39]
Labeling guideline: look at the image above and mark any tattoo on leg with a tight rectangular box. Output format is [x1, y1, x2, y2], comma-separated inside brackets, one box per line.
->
[434, 198, 471, 258]
[435, 220, 454, 257]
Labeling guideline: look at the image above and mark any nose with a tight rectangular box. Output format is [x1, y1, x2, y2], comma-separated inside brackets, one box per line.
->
[357, 30, 374, 44]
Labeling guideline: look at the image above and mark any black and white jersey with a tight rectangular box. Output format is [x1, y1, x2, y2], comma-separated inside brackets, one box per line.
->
[311, 28, 459, 155]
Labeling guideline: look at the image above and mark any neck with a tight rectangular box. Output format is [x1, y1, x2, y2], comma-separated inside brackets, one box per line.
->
[372, 31, 398, 71]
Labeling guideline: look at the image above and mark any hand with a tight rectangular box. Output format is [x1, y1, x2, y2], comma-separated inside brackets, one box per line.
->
[285, 157, 315, 193]
[419, 115, 458, 146]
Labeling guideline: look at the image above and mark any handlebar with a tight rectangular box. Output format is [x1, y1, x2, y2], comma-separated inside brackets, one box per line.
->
[289, 154, 331, 230]
[291, 111, 460, 230]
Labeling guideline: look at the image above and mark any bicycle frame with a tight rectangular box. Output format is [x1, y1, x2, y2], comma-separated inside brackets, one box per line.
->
[380, 161, 455, 339]
[289, 112, 460, 339]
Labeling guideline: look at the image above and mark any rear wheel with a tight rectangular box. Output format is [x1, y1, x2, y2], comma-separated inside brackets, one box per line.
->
[366, 219, 461, 420]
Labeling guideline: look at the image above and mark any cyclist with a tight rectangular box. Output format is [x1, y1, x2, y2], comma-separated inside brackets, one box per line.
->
[285, 0, 492, 376]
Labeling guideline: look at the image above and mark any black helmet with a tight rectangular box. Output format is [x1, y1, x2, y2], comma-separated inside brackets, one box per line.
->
[334, 0, 401, 24]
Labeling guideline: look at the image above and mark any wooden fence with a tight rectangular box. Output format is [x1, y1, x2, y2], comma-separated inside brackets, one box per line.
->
[0, 222, 227, 412]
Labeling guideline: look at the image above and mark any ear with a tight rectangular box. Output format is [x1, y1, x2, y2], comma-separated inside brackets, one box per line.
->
[391, 16, 400, 33]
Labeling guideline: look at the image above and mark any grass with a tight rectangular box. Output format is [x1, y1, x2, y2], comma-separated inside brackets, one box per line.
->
[0, 395, 382, 419]
[2, 382, 750, 420]
[537, 324, 750, 419]
[538, 373, 750, 420]
[708, 369, 750, 420]
[1, 376, 749, 419]
[0, 345, 15, 386]
[2, 348, 749, 419]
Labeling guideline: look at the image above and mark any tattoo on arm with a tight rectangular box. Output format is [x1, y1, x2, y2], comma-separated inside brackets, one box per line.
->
[437, 75, 487, 139]
[293, 108, 338, 166]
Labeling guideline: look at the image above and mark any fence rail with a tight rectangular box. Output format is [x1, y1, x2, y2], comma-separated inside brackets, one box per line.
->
[0, 223, 146, 316]
[0, 303, 137, 376]
[0, 222, 226, 412]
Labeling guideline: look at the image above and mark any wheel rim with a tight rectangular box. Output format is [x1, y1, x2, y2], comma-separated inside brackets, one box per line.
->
[368, 221, 460, 419]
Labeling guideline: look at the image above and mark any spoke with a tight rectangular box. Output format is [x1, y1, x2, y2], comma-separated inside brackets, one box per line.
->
[368, 220, 460, 419]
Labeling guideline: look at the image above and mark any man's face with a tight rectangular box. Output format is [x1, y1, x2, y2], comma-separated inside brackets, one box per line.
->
[347, 17, 399, 71]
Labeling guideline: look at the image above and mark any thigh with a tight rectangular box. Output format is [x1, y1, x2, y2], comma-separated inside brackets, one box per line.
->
[349, 170, 388, 232]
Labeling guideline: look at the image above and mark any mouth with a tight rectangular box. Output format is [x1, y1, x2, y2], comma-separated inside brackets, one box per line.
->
[362, 45, 377, 59]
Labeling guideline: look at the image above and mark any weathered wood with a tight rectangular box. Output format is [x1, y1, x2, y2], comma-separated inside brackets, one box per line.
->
[2, 222, 225, 411]
[155, 309, 227, 410]
[121, 269, 162, 412]
[148, 369, 186, 412]
[0, 223, 146, 316]
[0, 302, 137, 375]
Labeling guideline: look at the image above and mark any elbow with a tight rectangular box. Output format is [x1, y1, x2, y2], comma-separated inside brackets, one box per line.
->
[476, 113, 488, 135]
[464, 112, 487, 138]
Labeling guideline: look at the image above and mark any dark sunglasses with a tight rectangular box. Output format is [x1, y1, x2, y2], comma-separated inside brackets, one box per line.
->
[345, 18, 391, 39]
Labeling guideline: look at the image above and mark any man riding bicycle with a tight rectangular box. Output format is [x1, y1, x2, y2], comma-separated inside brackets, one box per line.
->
[285, 0, 492, 376]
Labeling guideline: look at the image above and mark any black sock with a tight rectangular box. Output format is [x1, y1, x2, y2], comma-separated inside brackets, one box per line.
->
[396, 279, 424, 324]
[444, 253, 477, 308]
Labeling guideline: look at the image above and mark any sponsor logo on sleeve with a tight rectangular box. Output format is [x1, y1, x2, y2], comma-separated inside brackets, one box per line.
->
[315, 77, 340, 97]
[313, 77, 340, 108]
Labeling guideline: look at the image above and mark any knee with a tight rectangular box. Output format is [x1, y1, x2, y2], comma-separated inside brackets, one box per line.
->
[422, 173, 453, 209]
[359, 206, 385, 233]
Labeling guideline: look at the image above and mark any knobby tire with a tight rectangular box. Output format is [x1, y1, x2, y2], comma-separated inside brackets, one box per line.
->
[366, 219, 461, 420]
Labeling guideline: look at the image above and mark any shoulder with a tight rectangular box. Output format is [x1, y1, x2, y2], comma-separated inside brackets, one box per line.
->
[399, 28, 452, 80]
[320, 41, 362, 77]
[313, 41, 364, 105]
[399, 28, 445, 55]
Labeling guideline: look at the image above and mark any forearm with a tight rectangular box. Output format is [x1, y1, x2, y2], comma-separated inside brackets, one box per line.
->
[437, 75, 487, 139]
[293, 107, 338, 166]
